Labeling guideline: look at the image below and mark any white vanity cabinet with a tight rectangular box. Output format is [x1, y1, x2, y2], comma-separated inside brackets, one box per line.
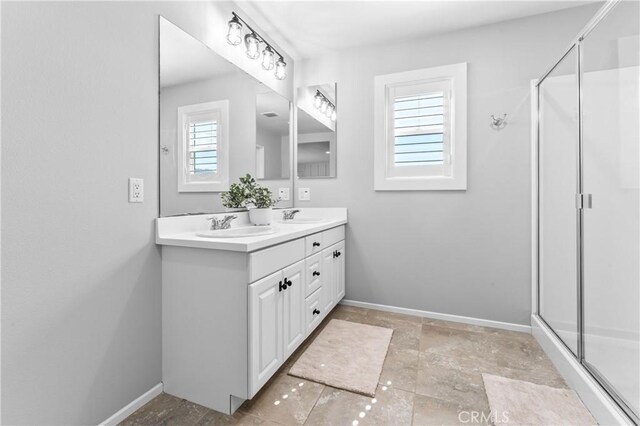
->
[247, 226, 345, 397]
[159, 215, 346, 416]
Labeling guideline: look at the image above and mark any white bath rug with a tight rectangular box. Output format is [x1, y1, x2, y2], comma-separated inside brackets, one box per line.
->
[482, 373, 597, 425]
[288, 319, 393, 397]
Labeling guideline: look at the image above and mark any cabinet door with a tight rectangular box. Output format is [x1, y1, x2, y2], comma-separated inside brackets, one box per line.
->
[334, 241, 346, 302]
[249, 271, 283, 396]
[321, 247, 335, 313]
[282, 260, 305, 358]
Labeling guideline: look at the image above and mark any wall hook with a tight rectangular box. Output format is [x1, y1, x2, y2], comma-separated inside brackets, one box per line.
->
[490, 114, 507, 130]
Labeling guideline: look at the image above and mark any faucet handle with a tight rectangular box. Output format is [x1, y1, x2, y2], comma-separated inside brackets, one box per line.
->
[282, 209, 301, 220]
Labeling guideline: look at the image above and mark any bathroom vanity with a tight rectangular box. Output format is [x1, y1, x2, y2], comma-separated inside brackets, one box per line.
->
[156, 208, 347, 414]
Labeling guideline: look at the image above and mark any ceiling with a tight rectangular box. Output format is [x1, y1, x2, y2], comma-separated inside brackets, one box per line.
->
[160, 18, 237, 88]
[240, 1, 597, 60]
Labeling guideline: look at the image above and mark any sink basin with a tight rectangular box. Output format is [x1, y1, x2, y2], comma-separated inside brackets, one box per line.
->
[196, 226, 277, 239]
[278, 218, 326, 224]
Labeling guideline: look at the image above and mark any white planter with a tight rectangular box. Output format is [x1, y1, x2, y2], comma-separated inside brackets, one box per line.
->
[249, 208, 272, 225]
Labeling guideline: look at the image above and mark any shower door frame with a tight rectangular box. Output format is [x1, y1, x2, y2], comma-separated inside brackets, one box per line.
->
[531, 0, 639, 423]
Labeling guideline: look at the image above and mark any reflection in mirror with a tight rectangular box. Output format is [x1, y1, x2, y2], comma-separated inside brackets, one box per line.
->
[159, 17, 293, 216]
[297, 84, 337, 178]
[256, 91, 290, 180]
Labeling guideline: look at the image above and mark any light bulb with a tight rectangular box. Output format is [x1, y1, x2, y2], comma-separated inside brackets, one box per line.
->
[226, 16, 243, 46]
[275, 58, 287, 80]
[331, 109, 337, 121]
[245, 33, 260, 59]
[262, 46, 275, 70]
[314, 92, 323, 108]
[320, 99, 328, 113]
[326, 105, 333, 118]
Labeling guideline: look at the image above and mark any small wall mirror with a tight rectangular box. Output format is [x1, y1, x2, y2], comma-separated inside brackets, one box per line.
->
[256, 91, 290, 180]
[159, 17, 293, 216]
[297, 83, 337, 178]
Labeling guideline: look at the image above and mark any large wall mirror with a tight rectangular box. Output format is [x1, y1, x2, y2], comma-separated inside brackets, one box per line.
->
[159, 17, 293, 217]
[296, 84, 337, 178]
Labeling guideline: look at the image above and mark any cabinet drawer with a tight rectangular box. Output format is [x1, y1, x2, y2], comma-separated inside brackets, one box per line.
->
[304, 233, 323, 257]
[305, 288, 323, 334]
[250, 239, 305, 283]
[322, 226, 345, 248]
[305, 253, 322, 297]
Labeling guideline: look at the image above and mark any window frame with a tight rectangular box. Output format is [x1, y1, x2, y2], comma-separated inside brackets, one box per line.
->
[177, 100, 229, 193]
[374, 63, 467, 191]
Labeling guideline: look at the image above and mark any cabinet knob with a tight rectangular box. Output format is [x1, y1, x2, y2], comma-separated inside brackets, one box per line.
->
[313, 271, 320, 277]
[313, 242, 321, 247]
[284, 278, 292, 287]
[333, 250, 338, 258]
[336, 251, 342, 257]
[313, 309, 320, 315]
[279, 281, 285, 292]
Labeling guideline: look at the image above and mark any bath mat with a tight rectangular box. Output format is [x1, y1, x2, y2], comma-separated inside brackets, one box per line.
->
[482, 374, 596, 425]
[288, 319, 393, 397]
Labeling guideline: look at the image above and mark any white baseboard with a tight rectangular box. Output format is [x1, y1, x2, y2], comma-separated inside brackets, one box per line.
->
[531, 315, 633, 425]
[340, 299, 531, 333]
[99, 383, 163, 426]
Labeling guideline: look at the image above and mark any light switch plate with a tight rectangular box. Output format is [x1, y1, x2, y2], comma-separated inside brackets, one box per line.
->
[278, 187, 290, 201]
[298, 187, 311, 201]
[128, 178, 144, 203]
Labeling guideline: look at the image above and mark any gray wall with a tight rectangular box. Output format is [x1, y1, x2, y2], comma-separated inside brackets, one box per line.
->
[1, 1, 291, 424]
[296, 4, 602, 326]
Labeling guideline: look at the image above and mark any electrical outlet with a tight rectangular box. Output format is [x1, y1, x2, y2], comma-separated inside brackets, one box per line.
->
[298, 187, 311, 201]
[128, 178, 144, 203]
[278, 187, 290, 201]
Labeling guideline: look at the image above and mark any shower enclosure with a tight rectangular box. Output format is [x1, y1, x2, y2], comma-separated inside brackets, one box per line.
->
[533, 1, 639, 423]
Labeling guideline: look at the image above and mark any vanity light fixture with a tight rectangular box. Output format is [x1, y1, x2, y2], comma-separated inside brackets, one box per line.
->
[313, 90, 337, 122]
[226, 15, 243, 46]
[226, 12, 287, 80]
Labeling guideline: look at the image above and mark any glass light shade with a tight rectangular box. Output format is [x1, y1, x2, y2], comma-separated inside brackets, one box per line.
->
[331, 109, 337, 121]
[326, 105, 334, 118]
[314, 92, 323, 108]
[245, 33, 260, 59]
[262, 46, 275, 70]
[275, 59, 287, 80]
[226, 17, 243, 46]
[320, 99, 328, 113]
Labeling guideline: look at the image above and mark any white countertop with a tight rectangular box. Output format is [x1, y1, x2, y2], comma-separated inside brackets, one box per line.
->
[156, 208, 347, 253]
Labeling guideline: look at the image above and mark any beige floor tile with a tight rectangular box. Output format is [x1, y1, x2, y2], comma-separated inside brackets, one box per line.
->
[305, 384, 414, 426]
[369, 309, 423, 324]
[119, 393, 184, 426]
[196, 409, 281, 425]
[412, 394, 490, 426]
[238, 372, 324, 425]
[379, 345, 419, 393]
[415, 352, 490, 410]
[159, 399, 211, 426]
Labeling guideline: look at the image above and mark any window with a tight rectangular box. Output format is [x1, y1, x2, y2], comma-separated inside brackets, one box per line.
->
[177, 100, 229, 192]
[374, 63, 467, 190]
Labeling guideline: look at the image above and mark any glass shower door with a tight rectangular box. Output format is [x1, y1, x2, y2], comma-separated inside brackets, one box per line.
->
[581, 1, 640, 420]
[538, 47, 579, 355]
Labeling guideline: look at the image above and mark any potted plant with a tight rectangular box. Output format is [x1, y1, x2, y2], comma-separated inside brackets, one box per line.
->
[248, 186, 278, 225]
[220, 174, 256, 211]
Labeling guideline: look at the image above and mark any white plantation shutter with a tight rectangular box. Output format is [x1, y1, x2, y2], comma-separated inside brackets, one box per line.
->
[177, 100, 229, 192]
[374, 63, 467, 190]
[188, 118, 218, 174]
[393, 92, 446, 166]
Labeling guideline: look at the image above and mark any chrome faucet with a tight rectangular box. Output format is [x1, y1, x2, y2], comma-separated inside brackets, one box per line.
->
[207, 215, 237, 230]
[282, 209, 300, 220]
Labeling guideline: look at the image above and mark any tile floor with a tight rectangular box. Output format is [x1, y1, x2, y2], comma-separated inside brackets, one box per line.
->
[121, 305, 567, 425]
